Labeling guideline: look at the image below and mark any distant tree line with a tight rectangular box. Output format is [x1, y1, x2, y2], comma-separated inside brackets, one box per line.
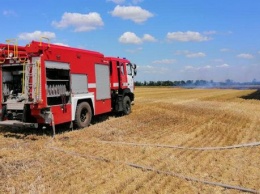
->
[135, 79, 260, 88]
[135, 80, 216, 86]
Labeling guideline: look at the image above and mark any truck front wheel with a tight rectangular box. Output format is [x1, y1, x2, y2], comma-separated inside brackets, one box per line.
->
[75, 102, 92, 128]
[123, 96, 131, 115]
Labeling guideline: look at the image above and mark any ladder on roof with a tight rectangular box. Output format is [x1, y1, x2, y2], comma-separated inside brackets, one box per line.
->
[0, 39, 27, 64]
[0, 39, 18, 64]
[6, 39, 18, 59]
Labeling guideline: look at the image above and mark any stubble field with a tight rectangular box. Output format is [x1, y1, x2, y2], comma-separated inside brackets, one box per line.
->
[0, 87, 260, 193]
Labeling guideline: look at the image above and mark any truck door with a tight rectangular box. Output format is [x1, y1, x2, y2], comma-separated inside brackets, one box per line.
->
[118, 61, 127, 89]
[126, 63, 134, 93]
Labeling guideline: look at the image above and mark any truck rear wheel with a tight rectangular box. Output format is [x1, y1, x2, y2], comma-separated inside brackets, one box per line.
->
[123, 96, 131, 115]
[75, 102, 92, 128]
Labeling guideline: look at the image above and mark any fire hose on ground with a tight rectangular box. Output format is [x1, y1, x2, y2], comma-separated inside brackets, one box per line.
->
[46, 138, 260, 193]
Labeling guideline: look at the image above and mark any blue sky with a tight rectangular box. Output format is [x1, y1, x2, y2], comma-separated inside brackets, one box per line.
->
[1, 0, 260, 82]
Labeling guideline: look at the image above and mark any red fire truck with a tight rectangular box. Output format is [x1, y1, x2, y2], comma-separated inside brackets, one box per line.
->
[0, 40, 137, 130]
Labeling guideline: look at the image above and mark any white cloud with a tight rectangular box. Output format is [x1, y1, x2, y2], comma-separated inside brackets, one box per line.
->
[152, 59, 176, 64]
[126, 47, 143, 53]
[110, 5, 153, 23]
[203, 30, 217, 35]
[107, 0, 142, 4]
[142, 34, 157, 42]
[186, 52, 206, 58]
[174, 50, 206, 58]
[119, 32, 156, 44]
[132, 0, 144, 4]
[119, 32, 142, 44]
[167, 31, 210, 42]
[183, 65, 212, 71]
[174, 50, 190, 55]
[139, 65, 168, 74]
[216, 64, 229, 68]
[18, 31, 56, 41]
[237, 53, 254, 59]
[184, 64, 229, 72]
[52, 12, 104, 32]
[220, 48, 230, 52]
[227, 31, 233, 35]
[202, 65, 211, 69]
[3, 10, 17, 17]
[213, 59, 224, 63]
[184, 66, 195, 71]
[107, 0, 125, 4]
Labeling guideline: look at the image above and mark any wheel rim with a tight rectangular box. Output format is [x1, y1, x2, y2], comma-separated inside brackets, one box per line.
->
[80, 108, 88, 123]
[126, 101, 130, 112]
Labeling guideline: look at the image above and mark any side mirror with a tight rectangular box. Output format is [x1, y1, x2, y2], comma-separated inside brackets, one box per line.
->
[134, 69, 137, 76]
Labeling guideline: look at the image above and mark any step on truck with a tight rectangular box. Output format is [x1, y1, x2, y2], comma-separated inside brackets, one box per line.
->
[0, 39, 137, 131]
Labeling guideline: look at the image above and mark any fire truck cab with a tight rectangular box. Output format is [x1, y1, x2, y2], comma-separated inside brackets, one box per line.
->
[106, 57, 137, 112]
[0, 40, 137, 130]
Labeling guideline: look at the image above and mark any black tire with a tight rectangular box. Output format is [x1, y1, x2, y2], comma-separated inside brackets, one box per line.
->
[1, 105, 6, 121]
[75, 102, 92, 128]
[122, 96, 131, 115]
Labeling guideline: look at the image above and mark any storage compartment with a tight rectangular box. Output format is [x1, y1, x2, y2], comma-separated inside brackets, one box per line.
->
[2, 65, 23, 102]
[45, 62, 71, 105]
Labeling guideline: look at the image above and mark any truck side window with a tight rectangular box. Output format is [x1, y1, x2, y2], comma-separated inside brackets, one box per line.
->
[126, 64, 132, 76]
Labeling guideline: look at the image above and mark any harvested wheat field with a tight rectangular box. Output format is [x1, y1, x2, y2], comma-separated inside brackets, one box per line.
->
[1, 87, 260, 193]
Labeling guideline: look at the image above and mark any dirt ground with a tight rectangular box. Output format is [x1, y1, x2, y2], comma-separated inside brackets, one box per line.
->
[0, 87, 260, 193]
